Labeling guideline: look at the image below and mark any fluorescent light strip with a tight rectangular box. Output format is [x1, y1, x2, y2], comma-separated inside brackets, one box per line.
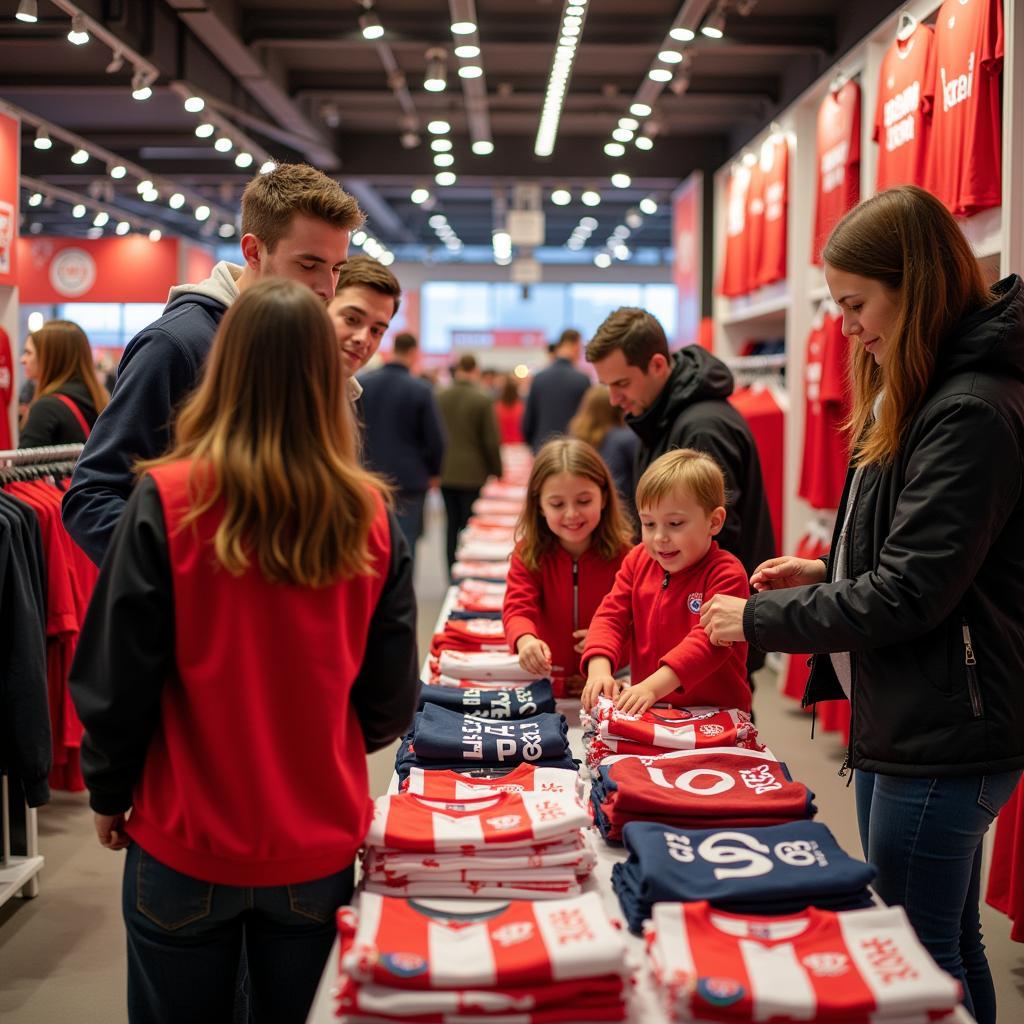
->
[534, 0, 590, 157]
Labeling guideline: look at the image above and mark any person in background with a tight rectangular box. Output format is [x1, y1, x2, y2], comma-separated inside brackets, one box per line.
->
[63, 163, 362, 566]
[494, 374, 525, 446]
[699, 186, 1024, 1024]
[69, 278, 419, 1024]
[568, 384, 639, 502]
[480, 367, 500, 397]
[437, 353, 502, 571]
[18, 376, 35, 426]
[521, 328, 591, 453]
[19, 320, 108, 447]
[358, 331, 446, 558]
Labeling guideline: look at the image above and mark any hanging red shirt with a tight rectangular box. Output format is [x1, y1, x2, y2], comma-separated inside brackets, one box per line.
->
[813, 79, 861, 264]
[0, 327, 12, 450]
[719, 163, 752, 297]
[756, 135, 789, 288]
[729, 385, 785, 553]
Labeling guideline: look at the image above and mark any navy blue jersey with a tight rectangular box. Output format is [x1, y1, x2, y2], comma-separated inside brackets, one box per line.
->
[418, 680, 555, 719]
[394, 737, 579, 788]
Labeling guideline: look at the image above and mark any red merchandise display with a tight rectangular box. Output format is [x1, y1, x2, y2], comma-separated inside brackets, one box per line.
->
[926, 0, 1004, 216]
[744, 160, 766, 294]
[873, 23, 935, 191]
[986, 778, 1024, 941]
[756, 135, 789, 288]
[719, 162, 752, 298]
[729, 384, 785, 552]
[0, 326, 12, 450]
[813, 79, 861, 264]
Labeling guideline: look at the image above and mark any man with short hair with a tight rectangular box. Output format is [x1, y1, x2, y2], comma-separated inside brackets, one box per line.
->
[437, 354, 503, 571]
[358, 332, 446, 559]
[521, 328, 591, 452]
[63, 163, 363, 565]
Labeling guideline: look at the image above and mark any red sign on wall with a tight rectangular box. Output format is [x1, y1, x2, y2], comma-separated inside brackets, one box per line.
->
[672, 173, 703, 349]
[451, 328, 548, 349]
[0, 110, 20, 287]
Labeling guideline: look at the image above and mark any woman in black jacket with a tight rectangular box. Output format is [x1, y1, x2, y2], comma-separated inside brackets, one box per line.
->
[701, 185, 1024, 1024]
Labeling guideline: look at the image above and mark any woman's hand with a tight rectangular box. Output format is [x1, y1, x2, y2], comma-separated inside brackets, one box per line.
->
[94, 812, 131, 850]
[699, 594, 749, 646]
[516, 634, 552, 676]
[572, 629, 588, 654]
[750, 556, 827, 592]
[581, 673, 621, 713]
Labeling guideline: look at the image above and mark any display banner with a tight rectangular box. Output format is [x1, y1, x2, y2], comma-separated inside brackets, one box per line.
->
[451, 328, 547, 349]
[672, 172, 702, 349]
[181, 241, 217, 285]
[0, 110, 19, 287]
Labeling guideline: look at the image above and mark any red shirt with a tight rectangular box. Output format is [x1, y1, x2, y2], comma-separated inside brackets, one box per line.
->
[0, 326, 12, 450]
[813, 79, 861, 264]
[495, 399, 525, 445]
[729, 386, 784, 552]
[719, 163, 752, 297]
[503, 540, 625, 695]
[744, 159, 766, 293]
[874, 23, 934, 191]
[582, 542, 751, 712]
[926, 0, 1004, 215]
[756, 135, 789, 288]
[125, 460, 392, 886]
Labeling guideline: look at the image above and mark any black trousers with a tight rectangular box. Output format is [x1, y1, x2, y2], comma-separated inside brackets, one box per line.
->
[441, 485, 481, 572]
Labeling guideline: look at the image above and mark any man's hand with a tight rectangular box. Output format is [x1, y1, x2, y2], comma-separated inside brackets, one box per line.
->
[699, 594, 749, 646]
[516, 634, 553, 677]
[750, 556, 827, 591]
[94, 812, 131, 851]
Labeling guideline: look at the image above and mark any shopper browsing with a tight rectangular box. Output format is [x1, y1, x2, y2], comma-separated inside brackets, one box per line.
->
[580, 449, 750, 716]
[503, 439, 633, 696]
[68, 279, 419, 1024]
[699, 185, 1024, 1024]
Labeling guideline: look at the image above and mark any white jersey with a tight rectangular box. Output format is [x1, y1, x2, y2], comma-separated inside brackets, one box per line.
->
[402, 763, 582, 800]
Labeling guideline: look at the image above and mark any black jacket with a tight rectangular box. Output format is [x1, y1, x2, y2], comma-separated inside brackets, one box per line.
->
[522, 357, 591, 452]
[627, 347, 777, 579]
[744, 275, 1024, 777]
[358, 363, 446, 492]
[19, 378, 100, 447]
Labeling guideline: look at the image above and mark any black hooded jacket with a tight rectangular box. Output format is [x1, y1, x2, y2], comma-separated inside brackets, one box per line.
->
[743, 275, 1024, 777]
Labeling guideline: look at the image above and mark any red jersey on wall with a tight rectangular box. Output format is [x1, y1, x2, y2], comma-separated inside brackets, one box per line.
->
[745, 159, 766, 294]
[926, 0, 1004, 216]
[757, 135, 789, 287]
[719, 162, 752, 297]
[874, 23, 935, 191]
[813, 79, 861, 264]
[0, 326, 12, 449]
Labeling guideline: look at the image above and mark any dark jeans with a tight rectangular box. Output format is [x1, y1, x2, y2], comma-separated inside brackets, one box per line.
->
[394, 489, 426, 551]
[122, 843, 354, 1024]
[441, 485, 480, 571]
[855, 767, 1022, 1024]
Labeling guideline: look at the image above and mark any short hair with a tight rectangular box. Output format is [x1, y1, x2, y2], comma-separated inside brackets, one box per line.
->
[547, 342, 557, 355]
[557, 329, 582, 348]
[636, 449, 726, 515]
[393, 332, 418, 356]
[586, 307, 669, 370]
[335, 255, 402, 314]
[241, 163, 364, 251]
[456, 353, 478, 373]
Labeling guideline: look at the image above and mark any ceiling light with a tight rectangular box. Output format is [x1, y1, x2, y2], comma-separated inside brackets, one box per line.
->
[411, 187, 431, 204]
[142, 188, 159, 202]
[612, 127, 634, 143]
[168, 192, 185, 209]
[454, 44, 479, 58]
[93, 211, 109, 227]
[472, 139, 494, 155]
[260, 160, 277, 174]
[701, 6, 727, 38]
[72, 203, 86, 218]
[648, 68, 673, 82]
[428, 214, 447, 228]
[659, 50, 684, 63]
[450, 22, 476, 36]
[137, 179, 153, 194]
[567, 238, 584, 251]
[195, 123, 215, 138]
[567, 3, 585, 13]
[360, 12, 384, 40]
[639, 197, 658, 215]
[424, 48, 447, 92]
[594, 252, 611, 268]
[670, 27, 696, 42]
[431, 138, 453, 152]
[86, 227, 103, 240]
[635, 136, 654, 150]
[109, 163, 127, 179]
[604, 142, 625, 157]
[132, 84, 153, 100]
[580, 216, 598, 230]
[458, 65, 483, 79]
[115, 220, 130, 235]
[149, 229, 162, 242]
[492, 231, 512, 261]
[428, 119, 451, 134]
[551, 188, 571, 206]
[630, 102, 652, 117]
[618, 117, 639, 131]
[33, 126, 52, 150]
[67, 13, 89, 45]
[218, 223, 236, 238]
[131, 69, 153, 100]
[70, 148, 89, 165]
[184, 95, 205, 113]
[625, 210, 642, 229]
[611, 173, 631, 188]
[581, 189, 601, 206]
[194, 205, 211, 221]
[27, 191, 43, 206]
[15, 0, 38, 24]
[352, 230, 368, 246]
[435, 171, 457, 186]
[235, 151, 254, 168]
[214, 136, 233, 152]
[380, 251, 396, 266]
[433, 153, 455, 167]
[400, 131, 421, 149]
[614, 244, 630, 260]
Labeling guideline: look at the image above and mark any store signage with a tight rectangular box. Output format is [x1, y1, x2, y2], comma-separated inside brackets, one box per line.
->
[0, 110, 19, 285]
[49, 247, 97, 297]
[672, 172, 703, 348]
[451, 328, 547, 349]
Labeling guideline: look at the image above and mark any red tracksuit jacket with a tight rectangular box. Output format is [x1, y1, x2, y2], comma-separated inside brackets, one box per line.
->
[582, 541, 752, 711]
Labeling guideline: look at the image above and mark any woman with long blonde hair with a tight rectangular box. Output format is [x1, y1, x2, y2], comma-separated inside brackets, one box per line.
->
[69, 277, 419, 1024]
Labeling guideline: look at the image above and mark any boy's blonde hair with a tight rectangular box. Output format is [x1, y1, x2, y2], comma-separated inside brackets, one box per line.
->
[636, 449, 726, 515]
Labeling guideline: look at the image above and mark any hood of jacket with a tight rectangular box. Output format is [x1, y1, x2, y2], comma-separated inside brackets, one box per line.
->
[165, 260, 243, 313]
[627, 345, 735, 446]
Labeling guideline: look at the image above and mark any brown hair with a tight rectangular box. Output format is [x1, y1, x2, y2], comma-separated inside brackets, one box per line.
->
[335, 254, 402, 315]
[32, 320, 109, 414]
[456, 353, 478, 374]
[824, 185, 992, 466]
[568, 385, 624, 449]
[393, 332, 417, 356]
[241, 163, 364, 251]
[585, 307, 669, 370]
[636, 449, 726, 515]
[498, 376, 521, 406]
[556, 329, 582, 348]
[141, 278, 388, 586]
[516, 438, 633, 571]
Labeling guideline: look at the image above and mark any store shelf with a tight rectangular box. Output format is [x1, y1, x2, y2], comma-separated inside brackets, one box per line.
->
[0, 855, 44, 909]
[720, 289, 790, 327]
[724, 353, 787, 370]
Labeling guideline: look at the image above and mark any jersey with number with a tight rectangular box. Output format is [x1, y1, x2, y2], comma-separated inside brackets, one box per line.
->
[756, 135, 789, 287]
[592, 699, 759, 752]
[874, 24, 935, 190]
[338, 891, 630, 990]
[926, 0, 1004, 215]
[648, 901, 962, 1022]
[720, 163, 752, 297]
[813, 79, 861, 264]
[0, 327, 13, 449]
[411, 704, 569, 765]
[402, 762, 580, 799]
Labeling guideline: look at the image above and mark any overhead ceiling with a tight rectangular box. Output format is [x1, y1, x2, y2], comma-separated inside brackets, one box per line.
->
[2, 0, 902, 262]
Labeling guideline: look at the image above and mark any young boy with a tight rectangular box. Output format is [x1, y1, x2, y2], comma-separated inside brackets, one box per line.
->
[580, 449, 751, 715]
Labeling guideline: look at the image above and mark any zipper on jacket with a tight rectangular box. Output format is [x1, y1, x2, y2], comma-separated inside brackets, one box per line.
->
[839, 658, 856, 787]
[962, 619, 984, 718]
[661, 569, 670, 590]
[572, 560, 580, 633]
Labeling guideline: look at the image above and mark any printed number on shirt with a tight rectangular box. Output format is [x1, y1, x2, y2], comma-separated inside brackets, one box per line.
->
[663, 830, 828, 880]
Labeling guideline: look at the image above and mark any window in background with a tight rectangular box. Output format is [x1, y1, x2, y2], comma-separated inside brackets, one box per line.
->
[421, 282, 491, 353]
[56, 303, 123, 348]
[641, 284, 679, 344]
[122, 304, 168, 340]
[492, 283, 566, 334]
[567, 284, 643, 340]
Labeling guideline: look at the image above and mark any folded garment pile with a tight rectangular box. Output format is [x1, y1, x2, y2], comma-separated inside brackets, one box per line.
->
[429, 650, 546, 686]
[452, 578, 506, 614]
[400, 761, 582, 800]
[417, 680, 556, 718]
[429, 618, 511, 658]
[455, 536, 517, 562]
[451, 559, 511, 584]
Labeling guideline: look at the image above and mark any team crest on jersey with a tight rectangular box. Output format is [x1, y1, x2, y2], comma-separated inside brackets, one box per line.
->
[697, 977, 745, 1006]
[699, 723, 725, 737]
[491, 921, 535, 946]
[688, 592, 703, 613]
[381, 952, 428, 977]
[485, 814, 523, 830]
[802, 952, 850, 977]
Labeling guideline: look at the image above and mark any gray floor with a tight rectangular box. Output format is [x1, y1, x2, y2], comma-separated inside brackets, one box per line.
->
[2, 495, 1023, 1022]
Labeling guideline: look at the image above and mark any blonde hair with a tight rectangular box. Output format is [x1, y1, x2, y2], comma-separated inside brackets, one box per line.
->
[32, 320, 109, 414]
[568, 385, 625, 449]
[141, 278, 389, 586]
[636, 449, 726, 515]
[823, 185, 992, 467]
[516, 438, 633, 571]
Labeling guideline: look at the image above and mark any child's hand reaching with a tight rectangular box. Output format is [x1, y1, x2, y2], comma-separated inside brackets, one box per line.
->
[615, 682, 657, 717]
[581, 672, 621, 712]
[516, 634, 552, 677]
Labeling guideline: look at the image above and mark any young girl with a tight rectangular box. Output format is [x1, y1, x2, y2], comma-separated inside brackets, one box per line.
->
[68, 278, 419, 1024]
[581, 448, 751, 716]
[503, 438, 633, 697]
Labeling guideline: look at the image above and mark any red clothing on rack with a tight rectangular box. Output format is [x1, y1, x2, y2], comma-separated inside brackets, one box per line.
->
[719, 163, 752, 298]
[813, 79, 861, 264]
[0, 327, 13, 450]
[986, 778, 1024, 942]
[756, 135, 789, 288]
[728, 385, 784, 552]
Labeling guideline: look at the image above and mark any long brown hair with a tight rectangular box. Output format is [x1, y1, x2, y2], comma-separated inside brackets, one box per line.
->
[141, 277, 388, 586]
[823, 185, 992, 466]
[568, 385, 624, 449]
[516, 438, 633, 571]
[32, 320, 109, 413]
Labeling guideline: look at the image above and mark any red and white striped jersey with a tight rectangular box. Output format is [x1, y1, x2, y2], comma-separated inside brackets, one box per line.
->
[366, 791, 590, 852]
[648, 901, 961, 1022]
[451, 560, 512, 582]
[437, 650, 542, 682]
[593, 699, 760, 752]
[338, 891, 630, 990]
[402, 763, 582, 800]
[365, 834, 595, 875]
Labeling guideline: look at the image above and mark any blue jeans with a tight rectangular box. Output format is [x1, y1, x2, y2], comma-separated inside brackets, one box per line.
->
[122, 843, 354, 1024]
[855, 768, 1022, 1024]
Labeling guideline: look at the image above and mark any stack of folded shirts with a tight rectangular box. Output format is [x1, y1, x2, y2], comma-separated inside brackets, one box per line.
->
[400, 761, 581, 799]
[451, 559, 511, 583]
[645, 900, 962, 1024]
[481, 480, 528, 502]
[461, 523, 517, 543]
[430, 618, 510, 657]
[467, 513, 519, 530]
[472, 497, 526, 517]
[335, 891, 631, 1022]
[361, 789, 596, 897]
[590, 747, 816, 842]
[453, 578, 506, 613]
[581, 697, 763, 773]
[455, 537, 517, 562]
[612, 820, 875, 934]
[419, 680, 556, 719]
[431, 650, 543, 683]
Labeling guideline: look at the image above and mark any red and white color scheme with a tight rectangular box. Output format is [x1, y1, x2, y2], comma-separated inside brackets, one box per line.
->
[925, 0, 1004, 216]
[402, 763, 582, 800]
[590, 699, 760, 754]
[0, 110, 19, 286]
[813, 79, 861, 264]
[434, 650, 539, 683]
[454, 579, 507, 614]
[719, 162, 752, 298]
[729, 384, 786, 552]
[873, 23, 935, 191]
[647, 901, 962, 1022]
[0, 326, 13, 450]
[755, 134, 789, 288]
[451, 559, 511, 583]
[430, 618, 510, 658]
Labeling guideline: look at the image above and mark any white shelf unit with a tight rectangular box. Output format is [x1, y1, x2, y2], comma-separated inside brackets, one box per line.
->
[0, 775, 43, 907]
